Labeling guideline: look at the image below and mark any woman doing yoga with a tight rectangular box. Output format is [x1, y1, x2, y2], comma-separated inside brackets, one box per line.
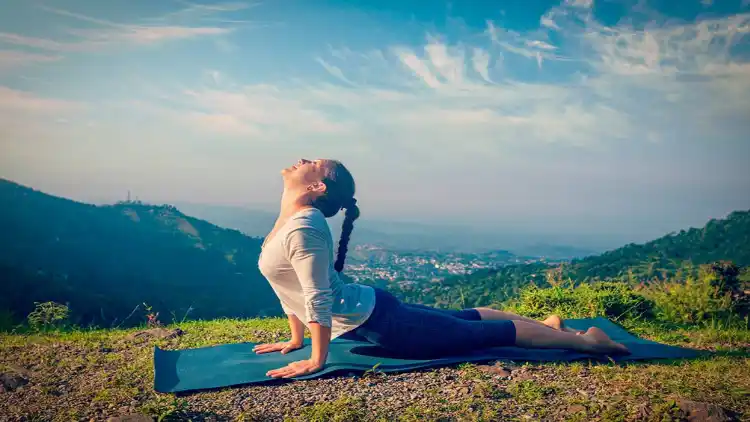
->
[254, 158, 630, 379]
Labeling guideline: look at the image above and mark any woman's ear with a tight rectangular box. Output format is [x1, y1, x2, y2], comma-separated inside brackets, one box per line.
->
[307, 181, 327, 194]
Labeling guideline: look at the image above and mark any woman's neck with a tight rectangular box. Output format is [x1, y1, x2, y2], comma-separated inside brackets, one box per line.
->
[278, 189, 313, 220]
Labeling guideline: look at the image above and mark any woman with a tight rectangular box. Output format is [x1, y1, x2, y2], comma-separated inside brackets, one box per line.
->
[254, 158, 629, 379]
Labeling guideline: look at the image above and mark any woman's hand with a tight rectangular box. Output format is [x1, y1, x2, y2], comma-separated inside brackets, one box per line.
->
[252, 341, 303, 355]
[266, 359, 324, 378]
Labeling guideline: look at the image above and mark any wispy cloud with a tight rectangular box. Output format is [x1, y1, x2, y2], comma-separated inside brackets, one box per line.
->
[0, 33, 78, 51]
[0, 86, 85, 113]
[134, 0, 749, 160]
[316, 58, 357, 86]
[0, 50, 62, 70]
[0, 3, 250, 55]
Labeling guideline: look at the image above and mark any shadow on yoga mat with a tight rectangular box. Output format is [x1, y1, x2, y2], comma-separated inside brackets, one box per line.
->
[153, 317, 708, 393]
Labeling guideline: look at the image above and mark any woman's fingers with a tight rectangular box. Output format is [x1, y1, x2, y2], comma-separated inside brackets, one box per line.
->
[253, 343, 283, 354]
[267, 365, 295, 378]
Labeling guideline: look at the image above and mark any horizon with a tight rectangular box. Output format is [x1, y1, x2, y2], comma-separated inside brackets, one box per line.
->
[3, 176, 747, 253]
[1, 0, 749, 248]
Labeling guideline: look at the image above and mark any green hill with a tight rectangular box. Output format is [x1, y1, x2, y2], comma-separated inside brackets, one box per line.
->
[566, 210, 750, 281]
[0, 179, 281, 328]
[393, 210, 750, 309]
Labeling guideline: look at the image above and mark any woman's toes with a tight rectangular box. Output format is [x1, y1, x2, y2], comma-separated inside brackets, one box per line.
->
[543, 315, 563, 331]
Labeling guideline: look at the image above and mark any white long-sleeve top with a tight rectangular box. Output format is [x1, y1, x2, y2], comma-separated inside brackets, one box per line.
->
[257, 207, 376, 339]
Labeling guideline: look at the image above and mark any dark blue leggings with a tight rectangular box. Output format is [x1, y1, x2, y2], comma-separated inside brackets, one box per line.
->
[338, 287, 516, 358]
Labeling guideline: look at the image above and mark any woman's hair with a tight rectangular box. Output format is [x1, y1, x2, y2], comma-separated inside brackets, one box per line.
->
[312, 160, 359, 273]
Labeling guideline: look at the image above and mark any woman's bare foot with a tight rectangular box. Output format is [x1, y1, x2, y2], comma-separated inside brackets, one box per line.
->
[543, 315, 584, 335]
[581, 327, 630, 355]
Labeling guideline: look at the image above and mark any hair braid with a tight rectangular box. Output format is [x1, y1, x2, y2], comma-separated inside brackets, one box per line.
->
[334, 203, 359, 273]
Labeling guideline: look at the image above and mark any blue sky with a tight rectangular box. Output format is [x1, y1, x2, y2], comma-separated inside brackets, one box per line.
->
[1, 0, 749, 247]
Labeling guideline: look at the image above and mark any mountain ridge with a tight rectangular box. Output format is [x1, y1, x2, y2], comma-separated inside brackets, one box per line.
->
[0, 178, 279, 328]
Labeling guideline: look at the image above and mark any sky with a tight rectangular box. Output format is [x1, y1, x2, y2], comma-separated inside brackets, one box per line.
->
[1, 0, 749, 248]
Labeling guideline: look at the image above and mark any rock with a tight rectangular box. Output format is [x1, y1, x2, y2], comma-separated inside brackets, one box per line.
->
[676, 399, 733, 422]
[127, 328, 184, 341]
[0, 369, 29, 392]
[567, 404, 586, 414]
[106, 414, 153, 422]
[511, 370, 534, 382]
[477, 364, 511, 378]
[634, 402, 652, 420]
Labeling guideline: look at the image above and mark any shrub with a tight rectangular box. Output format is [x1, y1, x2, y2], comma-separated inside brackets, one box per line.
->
[503, 280, 654, 321]
[638, 262, 747, 326]
[27, 301, 70, 331]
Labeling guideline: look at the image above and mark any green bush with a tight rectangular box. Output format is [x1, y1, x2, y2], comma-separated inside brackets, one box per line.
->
[638, 264, 741, 326]
[27, 301, 70, 331]
[503, 280, 654, 321]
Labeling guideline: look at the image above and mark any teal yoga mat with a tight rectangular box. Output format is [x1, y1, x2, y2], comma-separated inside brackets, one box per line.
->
[153, 317, 707, 393]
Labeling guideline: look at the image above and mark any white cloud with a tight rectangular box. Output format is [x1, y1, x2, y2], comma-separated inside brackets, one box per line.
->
[394, 48, 443, 88]
[0, 50, 62, 69]
[140, 0, 748, 159]
[8, 0, 748, 173]
[0, 3, 245, 55]
[471, 48, 492, 82]
[566, 0, 594, 8]
[0, 86, 85, 113]
[316, 58, 357, 86]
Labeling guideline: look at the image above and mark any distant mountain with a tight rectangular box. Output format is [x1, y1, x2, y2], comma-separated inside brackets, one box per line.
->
[171, 202, 599, 256]
[0, 179, 281, 328]
[396, 210, 750, 308]
[510, 243, 597, 260]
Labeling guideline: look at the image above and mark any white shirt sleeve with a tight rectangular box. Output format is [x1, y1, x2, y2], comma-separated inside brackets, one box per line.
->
[283, 226, 333, 327]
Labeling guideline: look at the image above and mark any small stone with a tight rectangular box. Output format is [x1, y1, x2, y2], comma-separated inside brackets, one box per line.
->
[568, 404, 586, 414]
[676, 399, 732, 422]
[106, 414, 153, 422]
[0, 371, 29, 392]
[477, 364, 512, 378]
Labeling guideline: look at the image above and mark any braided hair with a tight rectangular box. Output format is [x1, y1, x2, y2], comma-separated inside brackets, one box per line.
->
[334, 198, 359, 273]
[310, 160, 359, 273]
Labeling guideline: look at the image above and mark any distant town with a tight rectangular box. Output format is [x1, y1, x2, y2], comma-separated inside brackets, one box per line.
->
[343, 243, 561, 286]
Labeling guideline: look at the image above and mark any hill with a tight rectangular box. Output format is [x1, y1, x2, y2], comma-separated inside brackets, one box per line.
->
[566, 210, 750, 281]
[393, 210, 750, 309]
[0, 179, 281, 328]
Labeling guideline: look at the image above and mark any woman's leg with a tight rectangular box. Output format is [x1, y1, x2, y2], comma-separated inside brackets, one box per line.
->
[475, 308, 584, 334]
[360, 290, 628, 358]
[513, 321, 629, 354]
[404, 302, 582, 334]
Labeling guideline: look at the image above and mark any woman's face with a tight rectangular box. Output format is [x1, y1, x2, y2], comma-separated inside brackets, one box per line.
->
[281, 158, 332, 192]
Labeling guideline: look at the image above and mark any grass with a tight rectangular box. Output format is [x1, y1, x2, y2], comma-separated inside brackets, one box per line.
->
[3, 271, 749, 421]
[1, 315, 748, 421]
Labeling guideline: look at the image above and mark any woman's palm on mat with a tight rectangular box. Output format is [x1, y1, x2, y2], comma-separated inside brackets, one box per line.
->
[253, 341, 303, 355]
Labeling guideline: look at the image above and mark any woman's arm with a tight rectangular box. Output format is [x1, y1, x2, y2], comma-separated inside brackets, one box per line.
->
[266, 226, 333, 378]
[308, 322, 331, 365]
[288, 313, 305, 346]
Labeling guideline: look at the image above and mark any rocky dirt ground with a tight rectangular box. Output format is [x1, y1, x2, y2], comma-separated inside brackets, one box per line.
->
[1, 319, 748, 421]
